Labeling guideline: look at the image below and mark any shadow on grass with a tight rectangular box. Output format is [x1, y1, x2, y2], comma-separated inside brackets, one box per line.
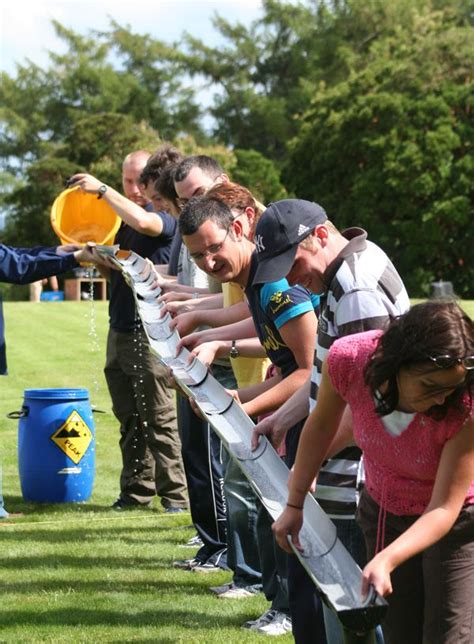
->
[0, 553, 195, 570]
[0, 523, 189, 543]
[0, 607, 252, 630]
[0, 576, 222, 595]
[3, 495, 191, 516]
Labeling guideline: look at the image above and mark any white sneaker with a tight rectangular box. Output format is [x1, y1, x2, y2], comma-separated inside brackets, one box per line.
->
[182, 534, 204, 548]
[218, 584, 261, 599]
[257, 611, 292, 636]
[242, 608, 277, 630]
[209, 582, 233, 595]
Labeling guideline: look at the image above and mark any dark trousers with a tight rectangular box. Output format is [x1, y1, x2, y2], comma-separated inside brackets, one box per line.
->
[285, 419, 327, 641]
[214, 363, 261, 586]
[357, 488, 474, 644]
[104, 328, 188, 508]
[257, 502, 290, 613]
[177, 394, 227, 567]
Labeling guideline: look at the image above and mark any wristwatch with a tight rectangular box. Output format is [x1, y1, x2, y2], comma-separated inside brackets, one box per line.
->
[229, 340, 240, 359]
[97, 184, 108, 200]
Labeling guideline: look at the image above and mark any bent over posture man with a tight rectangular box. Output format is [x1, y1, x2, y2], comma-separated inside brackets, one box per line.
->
[252, 200, 408, 643]
[178, 193, 321, 636]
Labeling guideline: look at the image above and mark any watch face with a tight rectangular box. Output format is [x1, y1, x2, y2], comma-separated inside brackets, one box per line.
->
[230, 343, 239, 358]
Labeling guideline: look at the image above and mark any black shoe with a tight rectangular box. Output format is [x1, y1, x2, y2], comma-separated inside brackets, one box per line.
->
[111, 498, 151, 511]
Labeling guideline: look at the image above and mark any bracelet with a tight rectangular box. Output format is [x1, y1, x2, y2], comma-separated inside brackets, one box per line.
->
[286, 502, 304, 510]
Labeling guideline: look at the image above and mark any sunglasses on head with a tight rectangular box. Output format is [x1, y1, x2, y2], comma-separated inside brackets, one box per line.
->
[428, 354, 474, 370]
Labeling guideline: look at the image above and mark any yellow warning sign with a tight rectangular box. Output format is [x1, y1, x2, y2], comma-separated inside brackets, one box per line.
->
[51, 410, 92, 464]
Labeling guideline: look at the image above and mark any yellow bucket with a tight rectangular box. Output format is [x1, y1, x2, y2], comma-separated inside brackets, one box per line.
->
[51, 187, 121, 246]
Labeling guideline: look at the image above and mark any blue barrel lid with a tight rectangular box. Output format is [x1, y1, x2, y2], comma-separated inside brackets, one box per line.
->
[24, 388, 90, 400]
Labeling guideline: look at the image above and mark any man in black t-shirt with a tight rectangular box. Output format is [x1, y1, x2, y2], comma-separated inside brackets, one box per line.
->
[75, 151, 188, 511]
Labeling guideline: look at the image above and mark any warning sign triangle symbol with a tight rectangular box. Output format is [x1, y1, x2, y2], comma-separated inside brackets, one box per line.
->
[51, 411, 93, 464]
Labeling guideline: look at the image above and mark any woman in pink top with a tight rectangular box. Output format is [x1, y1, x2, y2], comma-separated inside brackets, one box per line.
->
[273, 301, 473, 644]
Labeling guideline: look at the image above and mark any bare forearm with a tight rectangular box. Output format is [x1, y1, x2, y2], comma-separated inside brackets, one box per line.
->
[288, 410, 337, 507]
[186, 294, 223, 311]
[189, 300, 248, 327]
[103, 187, 163, 236]
[163, 283, 210, 295]
[374, 507, 461, 574]
[238, 374, 281, 404]
[270, 378, 312, 433]
[199, 317, 257, 342]
[243, 369, 310, 419]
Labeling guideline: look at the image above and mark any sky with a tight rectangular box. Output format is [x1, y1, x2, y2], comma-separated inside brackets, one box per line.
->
[0, 0, 264, 74]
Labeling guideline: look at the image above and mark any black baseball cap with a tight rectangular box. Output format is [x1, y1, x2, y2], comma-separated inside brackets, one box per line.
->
[253, 199, 327, 284]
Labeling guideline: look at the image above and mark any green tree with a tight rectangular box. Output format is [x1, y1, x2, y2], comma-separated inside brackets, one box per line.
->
[4, 114, 160, 247]
[181, 0, 468, 163]
[0, 21, 202, 171]
[232, 149, 287, 205]
[285, 7, 473, 297]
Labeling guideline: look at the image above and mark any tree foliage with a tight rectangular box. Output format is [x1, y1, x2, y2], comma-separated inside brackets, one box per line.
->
[284, 6, 473, 297]
[182, 0, 471, 163]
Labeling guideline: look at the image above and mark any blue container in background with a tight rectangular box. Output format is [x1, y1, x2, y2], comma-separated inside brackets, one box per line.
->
[18, 388, 95, 503]
[40, 290, 64, 302]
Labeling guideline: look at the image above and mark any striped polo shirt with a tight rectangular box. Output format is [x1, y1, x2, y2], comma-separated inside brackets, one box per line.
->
[311, 227, 410, 519]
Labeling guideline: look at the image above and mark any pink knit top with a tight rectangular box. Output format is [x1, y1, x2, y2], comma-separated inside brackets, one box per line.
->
[327, 331, 474, 516]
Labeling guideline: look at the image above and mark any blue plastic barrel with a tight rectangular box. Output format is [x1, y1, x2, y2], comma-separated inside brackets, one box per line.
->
[17, 388, 95, 503]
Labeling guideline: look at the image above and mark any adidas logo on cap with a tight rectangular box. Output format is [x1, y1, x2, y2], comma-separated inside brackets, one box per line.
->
[297, 224, 310, 236]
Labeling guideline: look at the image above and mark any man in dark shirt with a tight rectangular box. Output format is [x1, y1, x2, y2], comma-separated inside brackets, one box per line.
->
[74, 151, 188, 511]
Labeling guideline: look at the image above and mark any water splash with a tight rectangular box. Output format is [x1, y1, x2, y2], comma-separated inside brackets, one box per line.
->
[85, 267, 101, 401]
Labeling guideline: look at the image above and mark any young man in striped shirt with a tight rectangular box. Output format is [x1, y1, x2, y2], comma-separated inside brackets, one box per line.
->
[252, 199, 409, 643]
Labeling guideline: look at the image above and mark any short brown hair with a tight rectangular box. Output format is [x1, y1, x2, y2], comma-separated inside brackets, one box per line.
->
[205, 182, 263, 217]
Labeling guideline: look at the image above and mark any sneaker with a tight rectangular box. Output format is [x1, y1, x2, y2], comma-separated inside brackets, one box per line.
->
[209, 581, 233, 595]
[183, 534, 204, 548]
[257, 611, 292, 636]
[242, 609, 277, 630]
[173, 557, 201, 571]
[192, 561, 223, 573]
[218, 584, 261, 599]
[164, 506, 186, 514]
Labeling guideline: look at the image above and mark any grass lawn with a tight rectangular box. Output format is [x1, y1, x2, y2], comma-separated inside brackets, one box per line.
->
[0, 302, 274, 643]
[1, 299, 472, 642]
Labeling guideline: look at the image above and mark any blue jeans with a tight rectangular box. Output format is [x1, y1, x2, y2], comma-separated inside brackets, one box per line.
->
[212, 363, 261, 585]
[224, 456, 262, 587]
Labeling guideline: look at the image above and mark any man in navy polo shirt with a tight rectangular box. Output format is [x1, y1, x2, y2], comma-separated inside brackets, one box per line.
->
[71, 151, 188, 512]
